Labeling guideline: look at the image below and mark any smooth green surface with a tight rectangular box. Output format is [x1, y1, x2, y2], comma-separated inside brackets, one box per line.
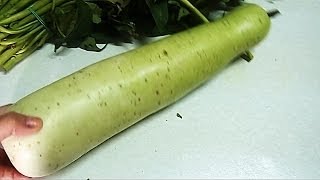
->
[2, 4, 270, 177]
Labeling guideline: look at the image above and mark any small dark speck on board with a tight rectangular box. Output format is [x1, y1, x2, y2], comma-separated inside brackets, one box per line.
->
[176, 113, 182, 119]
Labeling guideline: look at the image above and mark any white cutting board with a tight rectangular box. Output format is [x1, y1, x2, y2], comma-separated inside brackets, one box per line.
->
[1, 0, 320, 179]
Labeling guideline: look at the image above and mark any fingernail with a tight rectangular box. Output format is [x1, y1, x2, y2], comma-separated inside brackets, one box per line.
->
[25, 117, 39, 128]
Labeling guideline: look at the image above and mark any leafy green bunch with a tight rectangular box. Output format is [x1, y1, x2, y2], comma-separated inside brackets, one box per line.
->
[0, 0, 243, 72]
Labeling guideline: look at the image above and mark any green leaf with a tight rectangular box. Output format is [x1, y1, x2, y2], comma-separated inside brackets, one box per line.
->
[86, 2, 103, 24]
[52, 0, 94, 51]
[145, 0, 169, 34]
[80, 36, 106, 52]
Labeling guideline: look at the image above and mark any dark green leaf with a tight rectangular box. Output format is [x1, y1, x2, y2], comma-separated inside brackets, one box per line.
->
[80, 37, 106, 52]
[44, 0, 245, 53]
[145, 0, 169, 34]
[86, 2, 103, 24]
[51, 0, 94, 51]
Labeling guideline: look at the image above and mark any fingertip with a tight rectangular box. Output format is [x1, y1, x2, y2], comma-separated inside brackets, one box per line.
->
[25, 117, 43, 130]
[1, 112, 44, 137]
[18, 116, 43, 136]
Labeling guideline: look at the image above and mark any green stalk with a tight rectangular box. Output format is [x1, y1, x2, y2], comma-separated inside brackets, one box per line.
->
[9, 19, 38, 30]
[0, 0, 9, 8]
[182, 0, 253, 61]
[0, 32, 8, 40]
[0, 44, 6, 53]
[51, 0, 56, 11]
[56, 0, 76, 8]
[0, 23, 38, 34]
[0, 25, 43, 45]
[2, 33, 48, 72]
[0, 0, 20, 15]
[14, 0, 70, 27]
[240, 50, 254, 62]
[178, 0, 209, 23]
[2, 45, 36, 71]
[0, 43, 23, 66]
[27, 6, 51, 32]
[0, 0, 38, 19]
[17, 29, 47, 54]
[0, 0, 51, 25]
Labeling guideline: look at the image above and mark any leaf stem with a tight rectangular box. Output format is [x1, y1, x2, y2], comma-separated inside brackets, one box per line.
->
[17, 29, 47, 54]
[0, 0, 10, 9]
[240, 50, 254, 62]
[9, 19, 38, 30]
[0, 32, 8, 40]
[0, 0, 51, 25]
[0, 43, 23, 66]
[0, 22, 37, 34]
[0, 0, 20, 15]
[178, 0, 209, 23]
[14, 0, 70, 27]
[0, 25, 43, 45]
[0, 0, 38, 20]
[0, 44, 6, 53]
[2, 33, 47, 72]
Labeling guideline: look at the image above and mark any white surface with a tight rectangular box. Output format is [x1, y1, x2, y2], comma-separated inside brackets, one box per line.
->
[1, 0, 320, 179]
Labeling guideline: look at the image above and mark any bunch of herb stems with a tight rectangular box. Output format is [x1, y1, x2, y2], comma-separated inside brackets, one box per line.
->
[0, 0, 69, 72]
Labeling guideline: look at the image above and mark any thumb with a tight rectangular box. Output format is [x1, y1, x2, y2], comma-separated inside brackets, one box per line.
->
[0, 104, 11, 115]
[0, 112, 42, 142]
[0, 165, 30, 180]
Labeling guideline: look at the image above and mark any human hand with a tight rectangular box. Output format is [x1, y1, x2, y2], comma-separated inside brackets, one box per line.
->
[0, 104, 43, 180]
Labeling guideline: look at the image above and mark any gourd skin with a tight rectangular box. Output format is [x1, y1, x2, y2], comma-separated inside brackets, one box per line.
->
[2, 4, 270, 177]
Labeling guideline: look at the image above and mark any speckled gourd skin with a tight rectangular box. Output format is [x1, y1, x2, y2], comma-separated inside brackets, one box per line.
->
[2, 4, 270, 177]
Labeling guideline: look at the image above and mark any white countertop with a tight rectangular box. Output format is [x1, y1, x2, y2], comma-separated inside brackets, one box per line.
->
[1, 0, 320, 179]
